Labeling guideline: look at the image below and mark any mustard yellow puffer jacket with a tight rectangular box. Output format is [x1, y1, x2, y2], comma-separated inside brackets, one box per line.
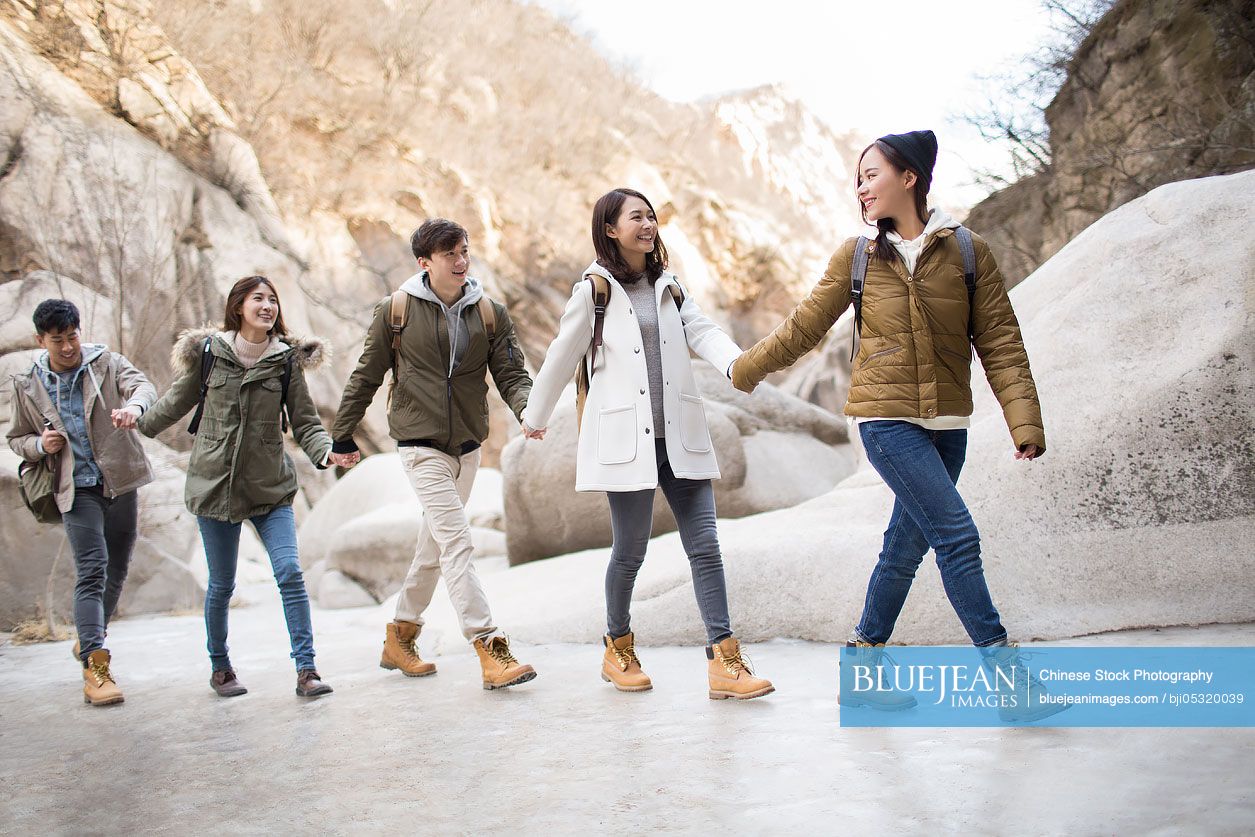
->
[732, 228, 1045, 452]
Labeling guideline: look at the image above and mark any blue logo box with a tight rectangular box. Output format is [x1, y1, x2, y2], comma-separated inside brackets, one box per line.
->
[838, 646, 1255, 727]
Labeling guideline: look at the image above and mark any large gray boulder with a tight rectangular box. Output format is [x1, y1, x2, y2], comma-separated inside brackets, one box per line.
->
[501, 363, 855, 565]
[406, 171, 1255, 652]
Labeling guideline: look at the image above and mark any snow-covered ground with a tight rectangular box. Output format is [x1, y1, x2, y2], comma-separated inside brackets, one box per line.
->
[2, 584, 1251, 833]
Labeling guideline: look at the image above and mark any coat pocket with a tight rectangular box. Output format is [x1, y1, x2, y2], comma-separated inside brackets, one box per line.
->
[857, 342, 903, 371]
[678, 394, 712, 454]
[596, 405, 637, 465]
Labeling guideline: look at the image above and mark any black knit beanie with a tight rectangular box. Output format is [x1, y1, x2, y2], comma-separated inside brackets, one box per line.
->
[877, 130, 938, 185]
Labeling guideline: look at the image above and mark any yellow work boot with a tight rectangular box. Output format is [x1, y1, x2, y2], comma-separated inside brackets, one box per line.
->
[380, 620, 436, 677]
[601, 633, 652, 692]
[473, 635, 537, 690]
[707, 636, 774, 701]
[82, 649, 124, 706]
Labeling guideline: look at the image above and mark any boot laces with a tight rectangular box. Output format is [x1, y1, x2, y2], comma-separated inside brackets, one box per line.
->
[485, 638, 518, 667]
[611, 641, 640, 671]
[89, 658, 115, 686]
[716, 644, 752, 676]
[402, 637, 421, 661]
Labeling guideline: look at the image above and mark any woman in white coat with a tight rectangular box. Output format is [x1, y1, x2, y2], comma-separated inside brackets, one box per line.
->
[522, 188, 773, 700]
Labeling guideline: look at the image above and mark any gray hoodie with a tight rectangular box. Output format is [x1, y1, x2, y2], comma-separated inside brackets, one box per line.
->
[37, 344, 108, 486]
[399, 271, 484, 376]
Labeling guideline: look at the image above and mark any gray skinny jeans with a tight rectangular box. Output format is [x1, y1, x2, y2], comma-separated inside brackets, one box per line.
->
[62, 485, 138, 661]
[605, 439, 732, 644]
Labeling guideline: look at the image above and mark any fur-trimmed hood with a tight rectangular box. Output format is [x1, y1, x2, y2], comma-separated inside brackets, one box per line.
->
[170, 328, 328, 374]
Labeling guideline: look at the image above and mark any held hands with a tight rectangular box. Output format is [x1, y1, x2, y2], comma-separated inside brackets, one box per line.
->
[329, 451, 361, 468]
[40, 428, 66, 454]
[110, 405, 141, 430]
[1015, 444, 1042, 461]
[521, 421, 546, 441]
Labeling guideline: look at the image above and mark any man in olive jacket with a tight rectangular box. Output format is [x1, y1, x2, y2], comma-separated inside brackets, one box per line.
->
[7, 299, 157, 706]
[329, 218, 537, 690]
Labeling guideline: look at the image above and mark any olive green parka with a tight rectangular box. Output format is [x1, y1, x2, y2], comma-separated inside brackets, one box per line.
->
[138, 329, 333, 522]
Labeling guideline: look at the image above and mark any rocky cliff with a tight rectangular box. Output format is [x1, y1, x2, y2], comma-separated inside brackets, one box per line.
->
[1, 0, 864, 468]
[966, 0, 1255, 286]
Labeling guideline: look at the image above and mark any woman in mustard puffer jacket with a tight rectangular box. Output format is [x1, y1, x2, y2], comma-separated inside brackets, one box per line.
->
[732, 130, 1059, 718]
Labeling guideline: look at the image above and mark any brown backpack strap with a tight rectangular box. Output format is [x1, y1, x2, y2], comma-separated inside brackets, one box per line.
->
[586, 274, 610, 380]
[389, 290, 409, 353]
[476, 297, 496, 343]
[665, 282, 684, 307]
[575, 274, 611, 431]
[387, 290, 409, 405]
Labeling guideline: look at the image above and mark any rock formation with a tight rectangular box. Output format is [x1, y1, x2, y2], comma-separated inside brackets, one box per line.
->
[965, 0, 1255, 286]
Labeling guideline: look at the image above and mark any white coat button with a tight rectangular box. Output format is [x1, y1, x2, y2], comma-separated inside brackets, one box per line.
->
[640, 389, 646, 395]
[645, 428, 651, 435]
[634, 347, 641, 353]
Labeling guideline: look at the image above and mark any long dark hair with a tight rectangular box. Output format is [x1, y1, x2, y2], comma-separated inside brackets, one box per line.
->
[591, 188, 668, 284]
[224, 275, 288, 338]
[856, 140, 931, 262]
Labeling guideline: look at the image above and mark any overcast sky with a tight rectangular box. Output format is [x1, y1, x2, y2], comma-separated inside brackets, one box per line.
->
[528, 0, 1054, 209]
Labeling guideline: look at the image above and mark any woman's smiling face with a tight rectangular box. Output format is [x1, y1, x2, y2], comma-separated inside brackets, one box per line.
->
[857, 144, 917, 224]
[605, 195, 658, 260]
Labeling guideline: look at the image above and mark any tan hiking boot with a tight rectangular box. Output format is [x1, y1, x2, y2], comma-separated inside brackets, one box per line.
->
[601, 633, 652, 692]
[473, 635, 537, 690]
[838, 642, 918, 711]
[380, 620, 436, 677]
[82, 650, 124, 706]
[707, 637, 774, 701]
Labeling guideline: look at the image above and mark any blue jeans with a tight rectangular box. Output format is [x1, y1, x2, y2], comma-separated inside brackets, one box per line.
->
[605, 439, 733, 645]
[196, 505, 316, 672]
[856, 421, 1007, 647]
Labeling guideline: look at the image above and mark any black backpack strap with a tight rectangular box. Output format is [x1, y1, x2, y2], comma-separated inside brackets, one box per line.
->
[187, 337, 216, 435]
[849, 236, 872, 362]
[955, 226, 978, 342]
[280, 351, 294, 434]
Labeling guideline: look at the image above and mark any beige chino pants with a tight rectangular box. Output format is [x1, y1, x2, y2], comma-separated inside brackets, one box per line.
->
[393, 446, 499, 642]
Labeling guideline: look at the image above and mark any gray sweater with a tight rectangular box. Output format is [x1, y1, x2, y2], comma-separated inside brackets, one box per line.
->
[622, 278, 666, 438]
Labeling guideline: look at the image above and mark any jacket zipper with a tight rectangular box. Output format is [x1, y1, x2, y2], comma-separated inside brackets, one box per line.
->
[863, 345, 903, 364]
[443, 309, 455, 452]
[445, 375, 454, 451]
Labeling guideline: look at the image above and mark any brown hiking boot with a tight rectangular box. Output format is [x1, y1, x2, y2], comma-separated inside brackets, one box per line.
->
[82, 649, 124, 706]
[380, 620, 436, 677]
[296, 669, 333, 697]
[707, 637, 774, 701]
[473, 635, 536, 690]
[210, 668, 248, 698]
[601, 633, 652, 692]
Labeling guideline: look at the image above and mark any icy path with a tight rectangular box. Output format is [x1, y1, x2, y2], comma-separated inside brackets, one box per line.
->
[1, 592, 1251, 833]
